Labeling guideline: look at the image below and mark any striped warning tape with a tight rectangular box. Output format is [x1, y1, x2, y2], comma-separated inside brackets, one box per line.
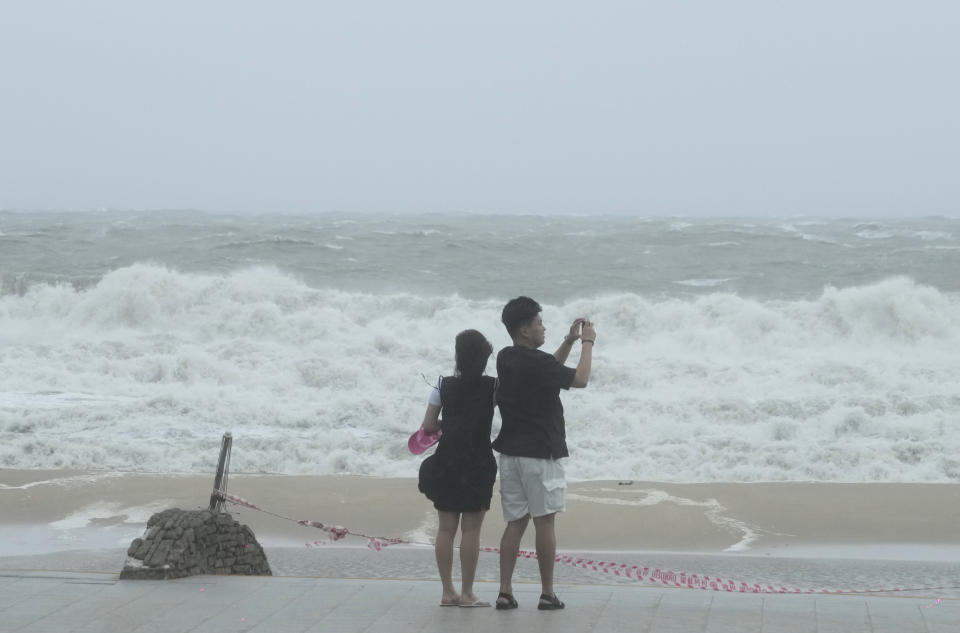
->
[217, 490, 401, 551]
[215, 489, 960, 595]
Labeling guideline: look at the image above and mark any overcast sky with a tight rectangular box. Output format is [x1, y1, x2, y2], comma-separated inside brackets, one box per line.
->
[1, 1, 958, 216]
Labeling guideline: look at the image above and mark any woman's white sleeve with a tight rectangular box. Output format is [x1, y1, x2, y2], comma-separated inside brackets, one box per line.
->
[427, 377, 442, 406]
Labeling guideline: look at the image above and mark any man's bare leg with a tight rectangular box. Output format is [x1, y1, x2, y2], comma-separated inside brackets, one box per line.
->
[532, 513, 557, 600]
[497, 515, 529, 606]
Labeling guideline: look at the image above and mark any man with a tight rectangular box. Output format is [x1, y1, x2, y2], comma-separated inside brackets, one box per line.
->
[492, 296, 595, 611]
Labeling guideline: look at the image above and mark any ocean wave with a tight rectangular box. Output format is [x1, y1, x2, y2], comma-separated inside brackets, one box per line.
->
[914, 231, 953, 241]
[673, 278, 734, 288]
[855, 229, 896, 240]
[1, 265, 958, 481]
[213, 237, 317, 250]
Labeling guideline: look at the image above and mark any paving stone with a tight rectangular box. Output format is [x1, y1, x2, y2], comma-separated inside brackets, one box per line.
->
[0, 571, 955, 633]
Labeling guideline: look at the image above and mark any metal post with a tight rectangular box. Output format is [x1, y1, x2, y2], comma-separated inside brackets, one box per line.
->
[209, 432, 233, 512]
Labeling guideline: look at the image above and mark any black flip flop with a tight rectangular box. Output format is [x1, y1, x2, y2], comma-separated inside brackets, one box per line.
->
[537, 593, 565, 610]
[495, 592, 519, 610]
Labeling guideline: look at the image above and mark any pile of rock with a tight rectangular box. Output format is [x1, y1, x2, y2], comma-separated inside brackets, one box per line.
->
[121, 508, 271, 579]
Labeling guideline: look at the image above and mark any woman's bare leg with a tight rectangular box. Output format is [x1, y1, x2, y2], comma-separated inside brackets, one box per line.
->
[435, 511, 460, 604]
[458, 511, 485, 602]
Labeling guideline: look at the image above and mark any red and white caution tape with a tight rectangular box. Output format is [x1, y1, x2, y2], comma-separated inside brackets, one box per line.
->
[217, 490, 405, 552]
[482, 547, 818, 594]
[214, 489, 959, 595]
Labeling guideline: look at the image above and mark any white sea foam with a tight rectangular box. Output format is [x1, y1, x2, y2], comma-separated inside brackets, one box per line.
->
[0, 472, 130, 490]
[914, 231, 952, 241]
[854, 223, 897, 240]
[568, 488, 764, 551]
[673, 278, 734, 288]
[855, 230, 896, 240]
[405, 510, 438, 545]
[50, 501, 170, 530]
[799, 233, 845, 246]
[1, 265, 959, 482]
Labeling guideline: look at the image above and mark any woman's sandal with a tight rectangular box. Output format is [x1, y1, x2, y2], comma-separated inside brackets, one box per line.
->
[495, 592, 519, 610]
[537, 593, 565, 610]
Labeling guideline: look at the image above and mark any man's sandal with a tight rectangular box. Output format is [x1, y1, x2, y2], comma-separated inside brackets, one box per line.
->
[537, 593, 565, 610]
[495, 592, 519, 610]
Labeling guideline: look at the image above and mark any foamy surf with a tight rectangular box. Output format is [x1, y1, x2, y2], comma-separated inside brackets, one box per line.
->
[1, 262, 958, 481]
[568, 489, 763, 552]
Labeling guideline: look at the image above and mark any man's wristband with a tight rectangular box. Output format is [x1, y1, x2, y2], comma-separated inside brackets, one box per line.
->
[582, 339, 595, 344]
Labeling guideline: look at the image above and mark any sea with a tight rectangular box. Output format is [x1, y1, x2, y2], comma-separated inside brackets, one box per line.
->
[2, 210, 959, 482]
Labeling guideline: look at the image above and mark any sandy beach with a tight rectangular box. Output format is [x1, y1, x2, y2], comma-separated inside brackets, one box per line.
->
[2, 469, 959, 562]
[2, 468, 959, 630]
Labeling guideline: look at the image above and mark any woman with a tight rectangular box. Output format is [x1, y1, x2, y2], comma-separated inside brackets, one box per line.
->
[417, 329, 497, 607]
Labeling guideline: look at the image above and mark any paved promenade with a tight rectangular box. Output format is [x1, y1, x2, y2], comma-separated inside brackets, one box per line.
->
[1, 569, 957, 633]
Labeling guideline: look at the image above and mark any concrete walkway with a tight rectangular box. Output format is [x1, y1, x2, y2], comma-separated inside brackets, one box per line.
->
[1, 569, 957, 633]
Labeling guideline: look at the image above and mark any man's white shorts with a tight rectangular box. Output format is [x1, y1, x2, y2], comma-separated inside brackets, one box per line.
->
[498, 455, 567, 522]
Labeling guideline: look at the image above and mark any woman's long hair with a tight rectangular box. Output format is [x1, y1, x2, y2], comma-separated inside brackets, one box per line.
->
[455, 329, 493, 383]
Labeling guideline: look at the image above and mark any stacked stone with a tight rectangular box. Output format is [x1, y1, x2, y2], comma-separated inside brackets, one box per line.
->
[121, 508, 271, 579]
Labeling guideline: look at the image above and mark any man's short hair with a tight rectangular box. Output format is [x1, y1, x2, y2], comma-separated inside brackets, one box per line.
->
[502, 296, 542, 338]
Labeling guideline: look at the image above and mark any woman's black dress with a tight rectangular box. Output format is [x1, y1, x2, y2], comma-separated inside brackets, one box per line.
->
[417, 376, 497, 512]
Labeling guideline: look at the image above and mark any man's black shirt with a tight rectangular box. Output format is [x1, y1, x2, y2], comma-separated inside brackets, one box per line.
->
[492, 346, 576, 459]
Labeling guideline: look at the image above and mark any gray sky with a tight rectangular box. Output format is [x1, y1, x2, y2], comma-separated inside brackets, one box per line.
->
[1, 1, 958, 216]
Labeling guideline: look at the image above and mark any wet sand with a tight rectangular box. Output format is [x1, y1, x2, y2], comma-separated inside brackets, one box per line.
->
[2, 470, 959, 598]
[2, 469, 959, 557]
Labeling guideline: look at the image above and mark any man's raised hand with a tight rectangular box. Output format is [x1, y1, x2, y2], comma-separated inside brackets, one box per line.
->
[581, 320, 597, 343]
[565, 318, 586, 343]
